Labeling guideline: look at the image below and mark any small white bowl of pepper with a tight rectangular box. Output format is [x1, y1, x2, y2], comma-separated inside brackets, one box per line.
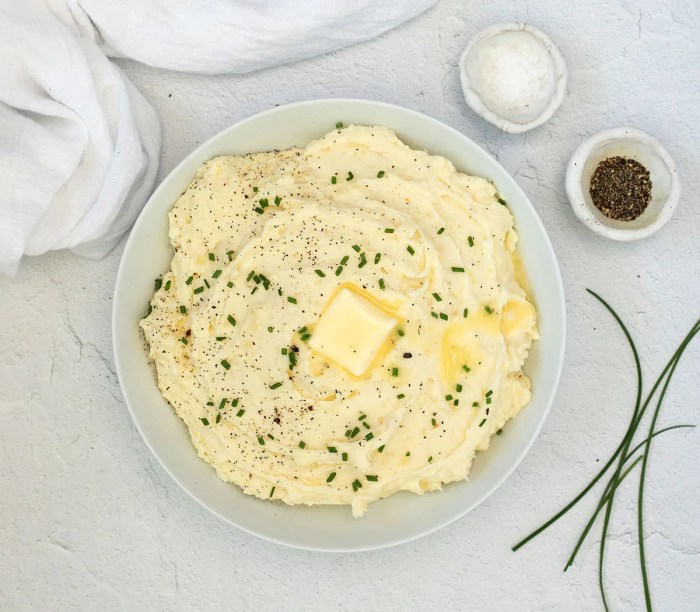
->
[565, 127, 681, 241]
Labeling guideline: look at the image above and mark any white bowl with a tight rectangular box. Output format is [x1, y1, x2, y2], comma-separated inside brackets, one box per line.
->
[458, 23, 567, 134]
[113, 99, 566, 551]
[566, 127, 681, 240]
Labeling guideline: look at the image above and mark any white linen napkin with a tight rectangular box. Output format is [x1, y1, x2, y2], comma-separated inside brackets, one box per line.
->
[0, 0, 436, 277]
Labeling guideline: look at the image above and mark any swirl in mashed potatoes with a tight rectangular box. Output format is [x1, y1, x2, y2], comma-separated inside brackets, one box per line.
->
[141, 125, 538, 517]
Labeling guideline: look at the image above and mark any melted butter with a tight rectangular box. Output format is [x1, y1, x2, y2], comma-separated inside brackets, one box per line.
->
[440, 311, 499, 386]
[501, 298, 536, 336]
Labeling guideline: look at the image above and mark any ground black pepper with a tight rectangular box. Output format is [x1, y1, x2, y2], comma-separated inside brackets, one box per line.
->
[589, 156, 652, 221]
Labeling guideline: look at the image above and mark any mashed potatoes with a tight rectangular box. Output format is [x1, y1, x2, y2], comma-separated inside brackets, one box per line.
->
[141, 125, 538, 517]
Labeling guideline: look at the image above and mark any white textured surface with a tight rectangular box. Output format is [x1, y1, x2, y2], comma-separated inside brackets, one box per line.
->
[2, 0, 699, 609]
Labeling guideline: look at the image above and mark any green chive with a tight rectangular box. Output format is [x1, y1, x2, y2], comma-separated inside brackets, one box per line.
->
[397, 393, 405, 399]
[269, 382, 282, 390]
[392, 367, 399, 377]
[200, 417, 209, 426]
[164, 280, 171, 291]
[365, 432, 374, 441]
[206, 402, 214, 406]
[497, 197, 507, 206]
[147, 304, 152, 315]
[377, 445, 385, 453]
[468, 236, 475, 247]
[259, 198, 269, 208]
[407, 245, 415, 256]
[472, 401, 479, 407]
[358, 414, 367, 421]
[226, 281, 234, 288]
[327, 446, 337, 453]
[479, 419, 487, 427]
[352, 479, 362, 491]
[362, 421, 371, 430]
[315, 269, 326, 277]
[269, 486, 275, 497]
[287, 296, 297, 304]
[185, 276, 193, 285]
[281, 348, 288, 355]
[463, 308, 469, 318]
[180, 305, 187, 314]
[485, 390, 493, 397]
[216, 413, 221, 423]
[345, 429, 353, 438]
[254, 207, 264, 214]
[267, 326, 274, 333]
[274, 196, 281, 206]
[236, 409, 245, 417]
[220, 360, 230, 370]
[336, 121, 343, 129]
[496, 428, 503, 435]
[406, 451, 411, 457]
[340, 255, 349, 266]
[154, 278, 163, 291]
[397, 329, 405, 337]
[331, 176, 337, 184]
[486, 397, 492, 405]
[352, 245, 361, 253]
[439, 313, 448, 320]
[216, 336, 226, 341]
[431, 312, 439, 319]
[456, 384, 463, 393]
[258, 436, 265, 445]
[342, 452, 348, 461]
[301, 333, 311, 342]
[384, 228, 394, 233]
[445, 395, 453, 401]
[208, 253, 215, 261]
[231, 399, 238, 407]
[379, 278, 385, 290]
[288, 351, 297, 368]
[194, 286, 204, 294]
[428, 456, 433, 463]
[267, 434, 274, 440]
[246, 271, 255, 282]
[377, 171, 385, 178]
[218, 398, 227, 410]
[437, 227, 445, 235]
[346, 171, 354, 181]
[180, 337, 188, 345]
[366, 475, 379, 482]
[358, 254, 367, 268]
[298, 440, 306, 448]
[227, 250, 234, 261]
[211, 269, 221, 279]
[326, 472, 337, 483]
[374, 253, 382, 264]
[431, 418, 437, 427]
[454, 399, 459, 406]
[432, 292, 442, 302]
[451, 267, 465, 273]
[227, 314, 236, 326]
[203, 279, 210, 289]
[335, 266, 343, 276]
[350, 427, 360, 438]
[484, 305, 494, 314]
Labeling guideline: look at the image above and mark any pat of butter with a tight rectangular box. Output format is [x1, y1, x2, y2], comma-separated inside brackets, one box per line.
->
[309, 287, 397, 376]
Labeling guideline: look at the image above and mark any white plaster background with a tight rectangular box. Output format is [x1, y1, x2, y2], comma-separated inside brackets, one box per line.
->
[1, 0, 699, 610]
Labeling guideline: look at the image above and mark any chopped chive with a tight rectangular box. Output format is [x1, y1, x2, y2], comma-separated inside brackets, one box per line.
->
[406, 451, 411, 457]
[236, 409, 245, 417]
[352, 479, 362, 492]
[479, 419, 487, 427]
[428, 456, 433, 463]
[497, 197, 507, 206]
[164, 280, 171, 291]
[335, 266, 343, 276]
[431, 418, 437, 427]
[484, 305, 494, 314]
[216, 336, 226, 341]
[432, 292, 442, 302]
[200, 417, 209, 426]
[258, 436, 265, 445]
[269, 486, 275, 497]
[281, 348, 288, 355]
[486, 397, 492, 405]
[392, 367, 399, 377]
[300, 333, 311, 342]
[352, 245, 361, 253]
[227, 250, 234, 261]
[453, 399, 459, 406]
[377, 171, 385, 178]
[208, 253, 215, 261]
[231, 399, 238, 407]
[327, 446, 337, 453]
[346, 171, 354, 181]
[252, 275, 261, 284]
[377, 445, 385, 453]
[437, 227, 445, 235]
[379, 278, 385, 290]
[298, 326, 308, 333]
[456, 384, 463, 393]
[254, 207, 264, 214]
[406, 245, 415, 256]
[287, 296, 297, 304]
[331, 176, 337, 184]
[267, 326, 274, 333]
[374, 253, 382, 264]
[362, 421, 371, 430]
[203, 279, 210, 289]
[206, 401, 214, 406]
[180, 337, 188, 345]
[288, 351, 297, 368]
[451, 267, 465, 273]
[216, 413, 221, 424]
[358, 253, 367, 268]
[314, 269, 326, 277]
[431, 311, 439, 319]
[496, 428, 503, 435]
[336, 121, 344, 129]
[298, 440, 306, 448]
[397, 329, 405, 337]
[366, 475, 379, 482]
[326, 472, 337, 483]
[342, 452, 348, 461]
[221, 359, 231, 370]
[365, 432, 374, 441]
[194, 286, 204, 294]
[253, 186, 258, 192]
[147, 304, 152, 315]
[227, 314, 237, 327]
[246, 270, 255, 282]
[439, 312, 448, 320]
[340, 255, 349, 266]
[259, 198, 269, 208]
[351, 426, 360, 438]
[485, 390, 493, 397]
[463, 308, 469, 318]
[384, 228, 394, 233]
[345, 429, 353, 438]
[179, 305, 187, 314]
[472, 401, 479, 407]
[274, 196, 281, 206]
[218, 398, 227, 410]
[212, 269, 222, 278]
[445, 395, 453, 401]
[269, 382, 283, 390]
[468, 236, 475, 247]
[267, 434, 274, 440]
[358, 414, 367, 421]
[185, 276, 193, 285]
[250, 286, 258, 295]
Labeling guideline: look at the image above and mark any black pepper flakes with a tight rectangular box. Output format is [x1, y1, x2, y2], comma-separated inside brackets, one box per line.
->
[589, 156, 652, 221]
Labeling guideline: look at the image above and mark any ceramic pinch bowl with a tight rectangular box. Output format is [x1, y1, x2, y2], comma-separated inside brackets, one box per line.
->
[566, 127, 681, 241]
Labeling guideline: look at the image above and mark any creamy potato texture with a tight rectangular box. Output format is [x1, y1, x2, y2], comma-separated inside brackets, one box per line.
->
[140, 125, 538, 517]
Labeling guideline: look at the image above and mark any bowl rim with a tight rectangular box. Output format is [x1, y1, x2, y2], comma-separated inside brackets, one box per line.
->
[458, 22, 568, 134]
[565, 126, 681, 241]
[112, 98, 566, 551]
